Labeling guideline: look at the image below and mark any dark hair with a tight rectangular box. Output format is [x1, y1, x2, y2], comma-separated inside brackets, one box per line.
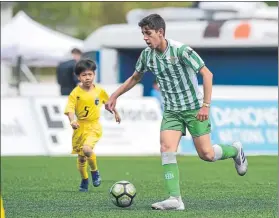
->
[71, 48, 82, 55]
[75, 58, 96, 76]
[138, 14, 166, 36]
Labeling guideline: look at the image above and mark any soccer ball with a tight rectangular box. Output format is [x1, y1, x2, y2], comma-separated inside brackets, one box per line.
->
[109, 181, 136, 208]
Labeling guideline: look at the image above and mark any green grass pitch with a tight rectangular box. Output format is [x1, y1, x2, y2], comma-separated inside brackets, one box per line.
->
[1, 156, 278, 218]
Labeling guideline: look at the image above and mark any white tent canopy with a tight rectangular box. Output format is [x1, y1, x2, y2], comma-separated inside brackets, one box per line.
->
[1, 11, 84, 66]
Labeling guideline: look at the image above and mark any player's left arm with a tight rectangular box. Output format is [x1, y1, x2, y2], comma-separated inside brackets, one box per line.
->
[180, 46, 213, 121]
[199, 66, 213, 106]
[197, 66, 213, 121]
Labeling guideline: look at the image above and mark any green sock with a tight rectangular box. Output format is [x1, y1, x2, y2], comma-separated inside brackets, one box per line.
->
[162, 153, 181, 197]
[213, 144, 238, 161]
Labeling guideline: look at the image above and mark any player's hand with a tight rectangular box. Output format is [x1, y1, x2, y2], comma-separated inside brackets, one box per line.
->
[196, 106, 209, 122]
[115, 113, 121, 124]
[105, 96, 117, 114]
[70, 120, 80, 130]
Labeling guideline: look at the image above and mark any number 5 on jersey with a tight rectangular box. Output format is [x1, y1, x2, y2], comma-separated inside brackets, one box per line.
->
[84, 106, 89, 117]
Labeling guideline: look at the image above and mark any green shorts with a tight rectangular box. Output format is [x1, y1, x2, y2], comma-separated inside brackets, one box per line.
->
[160, 109, 211, 137]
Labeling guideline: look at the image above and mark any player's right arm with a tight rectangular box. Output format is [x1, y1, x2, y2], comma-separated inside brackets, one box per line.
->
[106, 50, 147, 113]
[64, 90, 79, 129]
[112, 72, 143, 99]
[105, 72, 143, 113]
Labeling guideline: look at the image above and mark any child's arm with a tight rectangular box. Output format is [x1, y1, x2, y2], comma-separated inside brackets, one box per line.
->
[65, 112, 80, 129]
[113, 108, 121, 124]
[64, 91, 79, 129]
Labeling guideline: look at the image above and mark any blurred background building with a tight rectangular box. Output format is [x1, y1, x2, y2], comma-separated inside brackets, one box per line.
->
[1, 1, 278, 156]
[1, 1, 277, 97]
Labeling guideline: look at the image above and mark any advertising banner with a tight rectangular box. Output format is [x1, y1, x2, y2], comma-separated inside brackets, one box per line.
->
[33, 97, 162, 156]
[180, 100, 278, 155]
[1, 98, 46, 156]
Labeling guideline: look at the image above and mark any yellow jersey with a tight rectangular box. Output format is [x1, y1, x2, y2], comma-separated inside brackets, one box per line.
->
[64, 84, 109, 122]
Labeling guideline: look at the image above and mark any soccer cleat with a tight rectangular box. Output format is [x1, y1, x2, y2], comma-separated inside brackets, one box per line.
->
[79, 178, 89, 192]
[91, 170, 101, 187]
[232, 141, 248, 176]
[151, 196, 185, 210]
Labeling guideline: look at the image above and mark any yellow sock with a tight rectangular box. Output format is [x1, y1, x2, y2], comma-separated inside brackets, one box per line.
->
[87, 153, 98, 171]
[77, 157, 88, 179]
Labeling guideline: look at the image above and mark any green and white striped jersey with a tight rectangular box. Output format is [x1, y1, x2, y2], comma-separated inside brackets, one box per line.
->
[135, 39, 205, 111]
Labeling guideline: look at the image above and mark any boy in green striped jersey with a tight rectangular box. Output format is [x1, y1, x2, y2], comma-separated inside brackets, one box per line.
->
[105, 14, 248, 211]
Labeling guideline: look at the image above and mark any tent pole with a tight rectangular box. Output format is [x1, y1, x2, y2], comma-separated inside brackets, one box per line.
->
[15, 55, 22, 96]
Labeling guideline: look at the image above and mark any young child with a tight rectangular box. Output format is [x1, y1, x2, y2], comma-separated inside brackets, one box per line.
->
[64, 58, 121, 192]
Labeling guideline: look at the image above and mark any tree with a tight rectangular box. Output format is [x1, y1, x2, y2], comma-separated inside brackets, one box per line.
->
[13, 2, 277, 40]
[13, 2, 193, 39]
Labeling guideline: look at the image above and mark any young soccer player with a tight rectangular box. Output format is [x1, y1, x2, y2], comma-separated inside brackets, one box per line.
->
[105, 14, 248, 210]
[65, 59, 121, 192]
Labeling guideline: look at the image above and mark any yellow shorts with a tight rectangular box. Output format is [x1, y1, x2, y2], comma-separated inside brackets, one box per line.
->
[72, 121, 102, 156]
